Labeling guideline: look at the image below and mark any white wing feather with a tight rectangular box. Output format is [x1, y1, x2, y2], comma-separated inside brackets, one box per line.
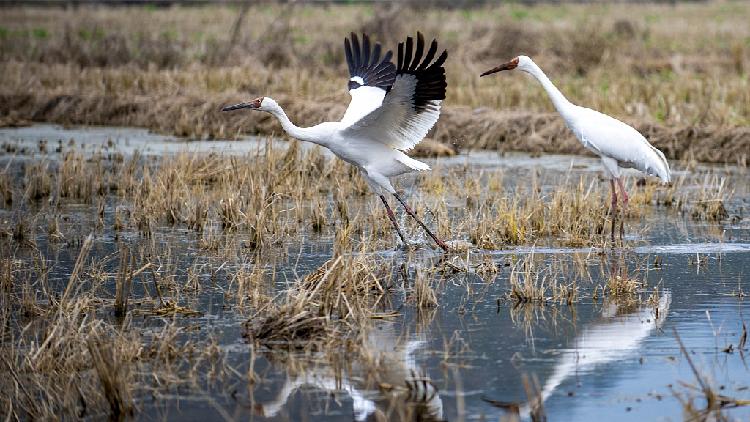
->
[340, 86, 387, 127]
[341, 74, 441, 151]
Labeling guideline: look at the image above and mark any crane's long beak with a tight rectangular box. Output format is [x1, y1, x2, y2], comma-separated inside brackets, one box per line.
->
[480, 61, 517, 77]
[479, 57, 518, 77]
[221, 102, 257, 112]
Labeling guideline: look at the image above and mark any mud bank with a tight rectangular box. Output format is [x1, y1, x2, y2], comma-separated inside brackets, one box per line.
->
[2, 92, 747, 164]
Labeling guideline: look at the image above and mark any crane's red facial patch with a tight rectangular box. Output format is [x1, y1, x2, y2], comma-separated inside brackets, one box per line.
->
[480, 57, 520, 77]
[250, 97, 264, 108]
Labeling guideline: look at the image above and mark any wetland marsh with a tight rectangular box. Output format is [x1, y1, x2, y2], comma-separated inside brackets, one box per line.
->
[1, 2, 750, 420]
[0, 124, 748, 421]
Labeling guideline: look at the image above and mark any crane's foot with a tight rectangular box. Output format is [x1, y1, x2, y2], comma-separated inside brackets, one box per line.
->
[433, 237, 450, 253]
[393, 192, 450, 253]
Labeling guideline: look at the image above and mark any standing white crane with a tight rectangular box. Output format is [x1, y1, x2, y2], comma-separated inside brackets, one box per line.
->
[223, 32, 449, 252]
[480, 56, 671, 228]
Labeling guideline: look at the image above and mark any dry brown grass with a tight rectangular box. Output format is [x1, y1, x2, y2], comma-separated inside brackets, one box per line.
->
[671, 329, 750, 420]
[0, 139, 741, 419]
[1, 3, 749, 163]
[0, 225, 247, 419]
[0, 133, 737, 255]
[243, 255, 393, 350]
[503, 253, 584, 306]
[464, 175, 610, 248]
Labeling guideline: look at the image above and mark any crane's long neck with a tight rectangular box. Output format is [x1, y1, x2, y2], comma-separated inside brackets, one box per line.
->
[525, 60, 575, 120]
[268, 105, 328, 146]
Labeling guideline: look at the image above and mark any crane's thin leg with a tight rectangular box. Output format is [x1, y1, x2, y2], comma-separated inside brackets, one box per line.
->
[609, 179, 618, 242]
[379, 195, 408, 248]
[609, 179, 618, 214]
[393, 193, 449, 252]
[615, 178, 628, 240]
[615, 177, 629, 214]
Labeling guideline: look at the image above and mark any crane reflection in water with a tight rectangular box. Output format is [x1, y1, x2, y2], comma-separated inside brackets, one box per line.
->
[252, 320, 444, 422]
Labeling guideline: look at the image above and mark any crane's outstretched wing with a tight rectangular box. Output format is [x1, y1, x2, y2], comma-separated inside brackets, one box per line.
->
[341, 32, 447, 152]
[340, 33, 397, 126]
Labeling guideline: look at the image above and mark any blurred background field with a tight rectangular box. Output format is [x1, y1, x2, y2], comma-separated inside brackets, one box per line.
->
[1, 1, 748, 163]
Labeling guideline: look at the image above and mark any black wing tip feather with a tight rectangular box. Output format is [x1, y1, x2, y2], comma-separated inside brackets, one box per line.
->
[396, 32, 448, 73]
[396, 32, 448, 111]
[344, 32, 396, 91]
[343, 31, 448, 109]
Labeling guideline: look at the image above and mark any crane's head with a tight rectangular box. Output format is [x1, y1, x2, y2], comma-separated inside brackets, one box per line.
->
[221, 97, 274, 112]
[480, 56, 533, 77]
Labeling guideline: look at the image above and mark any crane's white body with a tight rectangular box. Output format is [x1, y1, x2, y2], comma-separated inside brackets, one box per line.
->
[261, 93, 433, 195]
[513, 56, 671, 183]
[247, 34, 448, 196]
[564, 105, 670, 182]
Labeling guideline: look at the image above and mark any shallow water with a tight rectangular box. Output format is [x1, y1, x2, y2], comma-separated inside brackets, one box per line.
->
[2, 124, 749, 421]
[0, 124, 302, 158]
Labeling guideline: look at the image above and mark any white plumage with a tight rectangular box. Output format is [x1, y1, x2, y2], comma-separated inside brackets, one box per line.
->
[343, 76, 442, 152]
[481, 55, 671, 216]
[222, 32, 450, 251]
[340, 85, 386, 126]
[570, 107, 670, 182]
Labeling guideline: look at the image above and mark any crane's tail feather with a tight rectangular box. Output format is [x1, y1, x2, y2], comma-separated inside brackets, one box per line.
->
[397, 154, 430, 171]
[648, 144, 671, 183]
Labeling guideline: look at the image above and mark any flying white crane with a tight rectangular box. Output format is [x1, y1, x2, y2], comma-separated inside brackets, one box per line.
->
[480, 56, 671, 218]
[223, 32, 449, 252]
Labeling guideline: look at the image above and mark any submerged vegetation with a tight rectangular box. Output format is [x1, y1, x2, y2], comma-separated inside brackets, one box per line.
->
[0, 130, 744, 418]
[0, 138, 740, 252]
[0, 137, 745, 420]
